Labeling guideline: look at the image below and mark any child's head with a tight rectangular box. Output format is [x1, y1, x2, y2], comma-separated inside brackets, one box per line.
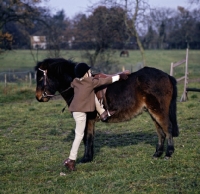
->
[75, 63, 91, 79]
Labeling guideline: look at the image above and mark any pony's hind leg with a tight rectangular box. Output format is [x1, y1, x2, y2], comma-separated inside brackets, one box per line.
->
[152, 121, 166, 158]
[165, 128, 174, 159]
[159, 117, 174, 159]
[157, 120, 174, 159]
[149, 111, 174, 159]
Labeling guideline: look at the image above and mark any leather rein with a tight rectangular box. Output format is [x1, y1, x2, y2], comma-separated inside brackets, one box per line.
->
[38, 68, 72, 99]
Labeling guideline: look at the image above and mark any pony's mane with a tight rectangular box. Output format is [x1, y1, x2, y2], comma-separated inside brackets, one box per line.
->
[35, 58, 77, 78]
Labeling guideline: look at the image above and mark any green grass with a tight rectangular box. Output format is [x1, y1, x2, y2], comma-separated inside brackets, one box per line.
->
[0, 49, 200, 76]
[0, 50, 200, 193]
[0, 95, 200, 193]
[0, 83, 35, 103]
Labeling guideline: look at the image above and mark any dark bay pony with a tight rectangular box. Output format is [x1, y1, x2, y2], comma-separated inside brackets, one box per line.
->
[35, 58, 179, 162]
[120, 50, 129, 57]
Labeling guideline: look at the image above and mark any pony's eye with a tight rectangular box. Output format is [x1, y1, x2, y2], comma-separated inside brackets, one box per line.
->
[39, 77, 43, 81]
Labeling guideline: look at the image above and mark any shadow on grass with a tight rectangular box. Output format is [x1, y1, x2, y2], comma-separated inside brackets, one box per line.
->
[63, 129, 157, 158]
[94, 130, 157, 147]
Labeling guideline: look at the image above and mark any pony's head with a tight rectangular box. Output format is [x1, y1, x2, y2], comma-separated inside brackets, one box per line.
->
[35, 58, 76, 102]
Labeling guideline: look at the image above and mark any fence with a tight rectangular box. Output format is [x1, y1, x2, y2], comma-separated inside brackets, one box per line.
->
[0, 70, 36, 87]
[170, 48, 189, 102]
[170, 48, 200, 102]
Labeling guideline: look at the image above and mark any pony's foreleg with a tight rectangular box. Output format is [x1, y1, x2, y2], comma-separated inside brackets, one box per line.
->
[81, 119, 95, 163]
[153, 121, 166, 158]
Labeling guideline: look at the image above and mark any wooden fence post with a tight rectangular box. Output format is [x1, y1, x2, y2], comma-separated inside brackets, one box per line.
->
[170, 62, 173, 76]
[170, 48, 189, 102]
[180, 48, 189, 102]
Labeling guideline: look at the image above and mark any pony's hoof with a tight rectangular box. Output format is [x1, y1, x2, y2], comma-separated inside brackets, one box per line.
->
[153, 152, 163, 158]
[152, 156, 159, 160]
[164, 156, 171, 160]
[80, 157, 92, 163]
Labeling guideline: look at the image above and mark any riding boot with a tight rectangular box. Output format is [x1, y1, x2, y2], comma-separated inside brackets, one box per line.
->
[63, 158, 76, 171]
[100, 110, 115, 122]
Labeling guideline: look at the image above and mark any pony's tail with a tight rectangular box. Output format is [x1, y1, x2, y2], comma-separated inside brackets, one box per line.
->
[169, 76, 179, 137]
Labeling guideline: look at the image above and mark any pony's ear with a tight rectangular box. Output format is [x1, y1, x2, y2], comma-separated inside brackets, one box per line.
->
[35, 60, 49, 71]
[35, 62, 40, 71]
[35, 61, 44, 71]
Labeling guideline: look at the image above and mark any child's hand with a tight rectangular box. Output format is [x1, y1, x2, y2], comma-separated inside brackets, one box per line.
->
[119, 73, 128, 80]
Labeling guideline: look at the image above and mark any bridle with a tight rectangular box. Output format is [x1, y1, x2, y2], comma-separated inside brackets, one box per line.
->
[38, 68, 72, 99]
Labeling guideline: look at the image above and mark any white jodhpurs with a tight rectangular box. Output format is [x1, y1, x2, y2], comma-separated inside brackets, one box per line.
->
[69, 112, 86, 160]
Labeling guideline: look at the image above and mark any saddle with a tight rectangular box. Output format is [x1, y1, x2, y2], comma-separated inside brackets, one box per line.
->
[93, 70, 130, 113]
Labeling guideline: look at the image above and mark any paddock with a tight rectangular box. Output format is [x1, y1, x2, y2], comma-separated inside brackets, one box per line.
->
[0, 49, 200, 193]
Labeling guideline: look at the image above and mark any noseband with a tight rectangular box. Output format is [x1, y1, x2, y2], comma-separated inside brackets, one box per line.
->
[38, 68, 72, 99]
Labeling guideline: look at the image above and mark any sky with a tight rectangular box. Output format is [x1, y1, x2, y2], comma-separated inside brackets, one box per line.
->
[40, 0, 194, 18]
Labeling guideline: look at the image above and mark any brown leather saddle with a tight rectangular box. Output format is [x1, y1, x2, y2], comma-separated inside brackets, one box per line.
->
[93, 70, 130, 112]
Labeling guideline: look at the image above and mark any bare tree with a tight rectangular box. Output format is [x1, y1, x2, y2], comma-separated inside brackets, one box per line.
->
[147, 8, 176, 49]
[45, 10, 69, 57]
[101, 0, 150, 67]
[126, 0, 149, 66]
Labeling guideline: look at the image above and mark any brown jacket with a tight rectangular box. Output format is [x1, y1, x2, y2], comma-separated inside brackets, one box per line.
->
[69, 76, 112, 112]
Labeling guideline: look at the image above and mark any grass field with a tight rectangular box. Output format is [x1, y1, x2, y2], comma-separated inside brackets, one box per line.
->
[0, 50, 200, 193]
[0, 49, 200, 75]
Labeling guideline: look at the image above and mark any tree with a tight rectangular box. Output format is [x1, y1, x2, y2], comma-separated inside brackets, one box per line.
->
[158, 21, 166, 49]
[102, 0, 151, 66]
[144, 25, 156, 49]
[0, 0, 49, 51]
[0, 32, 13, 50]
[167, 6, 195, 49]
[0, 0, 45, 29]
[46, 10, 68, 57]
[126, 0, 148, 66]
[72, 6, 126, 71]
[147, 7, 178, 49]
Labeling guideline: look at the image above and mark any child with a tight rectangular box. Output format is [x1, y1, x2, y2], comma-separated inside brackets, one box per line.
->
[64, 63, 128, 171]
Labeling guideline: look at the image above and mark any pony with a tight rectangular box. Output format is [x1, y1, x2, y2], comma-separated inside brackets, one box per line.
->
[35, 58, 179, 162]
[120, 50, 129, 57]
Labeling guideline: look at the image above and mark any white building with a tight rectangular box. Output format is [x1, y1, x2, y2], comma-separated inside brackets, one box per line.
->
[30, 36, 47, 49]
